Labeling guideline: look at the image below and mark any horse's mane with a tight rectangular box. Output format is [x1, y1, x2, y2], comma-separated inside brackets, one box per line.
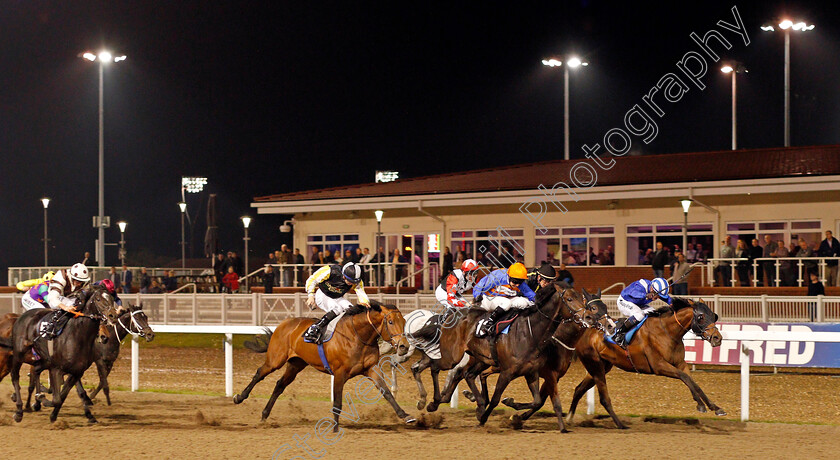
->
[534, 283, 558, 307]
[344, 300, 397, 316]
[671, 296, 694, 311]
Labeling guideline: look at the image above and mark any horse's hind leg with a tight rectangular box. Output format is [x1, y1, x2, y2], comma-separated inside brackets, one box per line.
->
[11, 359, 24, 422]
[234, 353, 286, 404]
[583, 361, 625, 429]
[567, 374, 594, 425]
[261, 358, 307, 421]
[411, 354, 431, 410]
[546, 378, 569, 432]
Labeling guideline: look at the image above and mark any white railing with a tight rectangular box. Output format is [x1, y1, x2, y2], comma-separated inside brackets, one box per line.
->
[703, 257, 840, 288]
[2, 293, 840, 325]
[9, 266, 213, 292]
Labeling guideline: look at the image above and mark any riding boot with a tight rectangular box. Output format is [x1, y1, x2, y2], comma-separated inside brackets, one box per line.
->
[303, 310, 339, 344]
[613, 316, 640, 348]
[38, 311, 63, 340]
[477, 307, 506, 338]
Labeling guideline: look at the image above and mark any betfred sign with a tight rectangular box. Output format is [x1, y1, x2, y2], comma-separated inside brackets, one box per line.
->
[684, 323, 840, 368]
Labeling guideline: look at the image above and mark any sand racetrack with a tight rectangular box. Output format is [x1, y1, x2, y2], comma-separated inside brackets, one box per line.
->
[1, 346, 839, 459]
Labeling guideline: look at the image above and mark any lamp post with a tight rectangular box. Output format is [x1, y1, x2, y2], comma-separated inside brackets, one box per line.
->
[761, 20, 814, 147]
[41, 198, 50, 266]
[117, 221, 127, 266]
[81, 50, 126, 267]
[542, 56, 588, 160]
[721, 63, 747, 150]
[375, 210, 384, 286]
[681, 199, 692, 258]
[178, 202, 187, 269]
[242, 216, 251, 291]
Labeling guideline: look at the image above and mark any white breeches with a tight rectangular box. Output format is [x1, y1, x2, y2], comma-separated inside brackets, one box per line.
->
[479, 296, 531, 312]
[315, 290, 353, 314]
[617, 296, 655, 322]
[22, 296, 48, 311]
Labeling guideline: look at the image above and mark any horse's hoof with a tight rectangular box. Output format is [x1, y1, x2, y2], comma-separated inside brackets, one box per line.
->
[715, 408, 727, 416]
[501, 397, 514, 407]
[404, 416, 417, 424]
[561, 428, 570, 433]
[233, 394, 243, 404]
[426, 402, 438, 412]
[88, 417, 98, 424]
[616, 423, 629, 430]
[462, 390, 476, 402]
[416, 400, 425, 411]
[13, 412, 22, 423]
[696, 405, 708, 413]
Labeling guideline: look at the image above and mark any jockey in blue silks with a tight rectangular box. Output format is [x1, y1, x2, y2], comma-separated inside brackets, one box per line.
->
[612, 277, 671, 348]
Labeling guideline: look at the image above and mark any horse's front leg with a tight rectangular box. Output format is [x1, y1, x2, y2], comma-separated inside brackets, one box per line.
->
[411, 354, 431, 410]
[365, 367, 416, 425]
[658, 360, 726, 416]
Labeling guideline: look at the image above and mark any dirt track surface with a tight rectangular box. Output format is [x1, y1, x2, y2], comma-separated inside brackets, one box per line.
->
[1, 346, 839, 459]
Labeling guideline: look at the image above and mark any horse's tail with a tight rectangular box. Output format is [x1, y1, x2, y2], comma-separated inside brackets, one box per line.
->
[243, 326, 273, 353]
[0, 336, 12, 349]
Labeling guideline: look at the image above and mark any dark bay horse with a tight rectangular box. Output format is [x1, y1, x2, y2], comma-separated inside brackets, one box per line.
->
[566, 297, 724, 429]
[0, 285, 119, 423]
[80, 304, 155, 405]
[234, 301, 414, 430]
[436, 284, 593, 427]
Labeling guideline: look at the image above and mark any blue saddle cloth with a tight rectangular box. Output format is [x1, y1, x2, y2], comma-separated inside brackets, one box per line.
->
[303, 316, 342, 375]
[605, 316, 648, 346]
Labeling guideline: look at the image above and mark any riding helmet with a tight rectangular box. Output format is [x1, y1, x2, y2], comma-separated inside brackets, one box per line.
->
[342, 262, 362, 284]
[536, 263, 557, 280]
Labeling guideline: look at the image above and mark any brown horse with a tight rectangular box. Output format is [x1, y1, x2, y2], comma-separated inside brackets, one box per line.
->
[234, 301, 414, 430]
[0, 313, 18, 382]
[566, 297, 724, 429]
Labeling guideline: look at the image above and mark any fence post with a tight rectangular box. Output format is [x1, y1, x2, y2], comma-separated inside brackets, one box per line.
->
[740, 344, 750, 422]
[192, 291, 198, 325]
[294, 292, 302, 317]
[760, 295, 769, 322]
[817, 295, 824, 322]
[225, 333, 234, 397]
[252, 294, 259, 326]
[713, 294, 720, 315]
[752, 262, 759, 287]
[131, 335, 140, 392]
[221, 293, 227, 324]
[587, 387, 595, 415]
[163, 294, 170, 324]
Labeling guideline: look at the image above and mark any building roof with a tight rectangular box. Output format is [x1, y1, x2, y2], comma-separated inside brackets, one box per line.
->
[254, 145, 840, 203]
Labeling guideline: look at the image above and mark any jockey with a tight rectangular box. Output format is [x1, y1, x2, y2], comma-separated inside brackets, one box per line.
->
[20, 272, 55, 311]
[94, 279, 123, 308]
[16, 271, 55, 293]
[40, 263, 91, 339]
[526, 262, 556, 292]
[436, 258, 479, 308]
[473, 262, 536, 337]
[612, 277, 672, 348]
[303, 262, 369, 343]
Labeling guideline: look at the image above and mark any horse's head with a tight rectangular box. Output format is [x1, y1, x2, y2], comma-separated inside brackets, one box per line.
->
[86, 285, 121, 324]
[582, 287, 615, 334]
[374, 302, 410, 356]
[690, 298, 722, 347]
[550, 284, 595, 327]
[125, 303, 155, 342]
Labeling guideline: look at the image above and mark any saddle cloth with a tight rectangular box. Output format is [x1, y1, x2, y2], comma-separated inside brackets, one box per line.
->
[606, 316, 648, 346]
[404, 309, 442, 359]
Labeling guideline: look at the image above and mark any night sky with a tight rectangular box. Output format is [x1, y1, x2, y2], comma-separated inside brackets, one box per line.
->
[2, 1, 839, 283]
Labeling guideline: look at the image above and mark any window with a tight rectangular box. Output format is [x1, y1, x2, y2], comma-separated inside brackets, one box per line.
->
[728, 220, 821, 253]
[535, 226, 615, 266]
[307, 234, 359, 262]
[451, 228, 524, 267]
[627, 224, 713, 265]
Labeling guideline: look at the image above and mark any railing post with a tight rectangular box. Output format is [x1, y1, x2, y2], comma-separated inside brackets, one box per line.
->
[713, 294, 720, 315]
[163, 294, 170, 324]
[819, 258, 827, 285]
[225, 333, 233, 397]
[252, 293, 259, 326]
[707, 263, 714, 287]
[817, 295, 824, 322]
[587, 387, 595, 415]
[221, 293, 227, 324]
[131, 335, 140, 391]
[740, 344, 750, 422]
[760, 294, 769, 322]
[730, 259, 737, 287]
[294, 292, 302, 317]
[192, 291, 198, 325]
[796, 260, 803, 287]
[774, 260, 781, 287]
[752, 261, 759, 287]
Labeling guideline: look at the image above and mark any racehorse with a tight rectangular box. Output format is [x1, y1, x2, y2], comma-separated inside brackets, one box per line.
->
[0, 284, 119, 423]
[78, 303, 155, 405]
[0, 313, 17, 382]
[565, 297, 724, 429]
[234, 301, 415, 430]
[435, 283, 593, 427]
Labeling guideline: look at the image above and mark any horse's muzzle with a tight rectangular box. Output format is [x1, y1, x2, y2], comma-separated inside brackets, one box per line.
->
[145, 331, 156, 342]
[397, 343, 410, 356]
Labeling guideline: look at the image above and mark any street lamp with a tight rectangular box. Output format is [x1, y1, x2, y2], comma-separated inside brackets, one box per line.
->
[761, 19, 815, 147]
[41, 198, 50, 266]
[681, 199, 692, 259]
[242, 216, 252, 291]
[721, 62, 747, 150]
[542, 56, 589, 161]
[80, 49, 127, 267]
[178, 202, 187, 268]
[117, 221, 127, 266]
[375, 210, 384, 286]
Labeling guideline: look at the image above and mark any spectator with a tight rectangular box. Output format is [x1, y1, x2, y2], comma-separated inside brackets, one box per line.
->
[359, 247, 373, 284]
[324, 249, 334, 264]
[82, 251, 92, 266]
[588, 247, 598, 265]
[139, 267, 151, 293]
[797, 239, 815, 278]
[695, 243, 707, 263]
[807, 272, 825, 322]
[268, 252, 276, 266]
[214, 253, 227, 293]
[162, 270, 178, 292]
[718, 236, 734, 287]
[344, 249, 355, 264]
[121, 264, 133, 293]
[546, 251, 560, 266]
[749, 239, 764, 286]
[230, 252, 244, 277]
[762, 235, 778, 286]
[474, 251, 485, 266]
[333, 249, 343, 265]
[148, 279, 164, 294]
[442, 246, 454, 277]
[310, 246, 320, 266]
[672, 253, 691, 295]
[604, 245, 615, 265]
[775, 239, 792, 286]
[556, 263, 574, 287]
[279, 244, 292, 287]
[354, 247, 363, 264]
[651, 241, 668, 278]
[455, 250, 466, 267]
[263, 265, 275, 294]
[818, 230, 840, 287]
[735, 240, 751, 286]
[685, 243, 697, 263]
[222, 266, 239, 293]
[392, 249, 406, 284]
[108, 267, 121, 293]
[789, 241, 800, 257]
[293, 248, 306, 285]
[371, 246, 387, 286]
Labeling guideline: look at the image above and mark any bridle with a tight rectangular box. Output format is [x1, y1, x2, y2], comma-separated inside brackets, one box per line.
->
[352, 307, 405, 349]
[671, 303, 718, 343]
[114, 309, 149, 338]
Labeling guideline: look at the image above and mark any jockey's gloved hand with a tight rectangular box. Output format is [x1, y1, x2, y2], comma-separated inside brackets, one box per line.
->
[305, 297, 316, 310]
